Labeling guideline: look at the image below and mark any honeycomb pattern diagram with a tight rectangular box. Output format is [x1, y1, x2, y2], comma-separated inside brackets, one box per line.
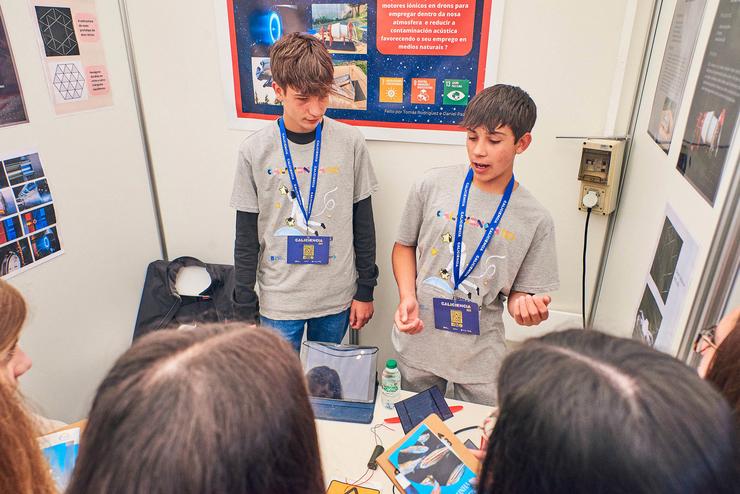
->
[35, 7, 80, 57]
[53, 64, 85, 101]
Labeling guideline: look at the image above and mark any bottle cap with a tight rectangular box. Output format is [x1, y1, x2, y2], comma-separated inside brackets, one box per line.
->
[386, 359, 397, 369]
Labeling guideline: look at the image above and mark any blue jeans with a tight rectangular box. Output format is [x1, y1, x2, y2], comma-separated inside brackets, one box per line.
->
[260, 308, 350, 352]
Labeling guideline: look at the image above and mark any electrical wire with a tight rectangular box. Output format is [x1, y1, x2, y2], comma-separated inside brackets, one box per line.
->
[342, 423, 393, 492]
[583, 207, 593, 329]
[453, 425, 479, 435]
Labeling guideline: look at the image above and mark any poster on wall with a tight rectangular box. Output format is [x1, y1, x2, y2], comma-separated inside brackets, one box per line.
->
[0, 152, 63, 279]
[29, 0, 113, 115]
[0, 6, 29, 128]
[218, 0, 502, 143]
[677, 0, 740, 205]
[632, 206, 698, 353]
[647, 0, 707, 153]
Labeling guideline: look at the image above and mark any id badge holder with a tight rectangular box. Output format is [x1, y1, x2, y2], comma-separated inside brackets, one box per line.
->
[286, 236, 331, 264]
[432, 297, 480, 335]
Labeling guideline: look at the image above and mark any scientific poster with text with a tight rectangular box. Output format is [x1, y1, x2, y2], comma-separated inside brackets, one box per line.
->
[632, 206, 697, 353]
[677, 0, 740, 205]
[29, 0, 113, 115]
[647, 0, 707, 154]
[221, 0, 498, 143]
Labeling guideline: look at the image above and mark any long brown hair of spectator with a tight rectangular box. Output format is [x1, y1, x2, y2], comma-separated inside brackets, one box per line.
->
[67, 323, 325, 494]
[706, 317, 740, 422]
[0, 380, 55, 494]
[0, 279, 27, 353]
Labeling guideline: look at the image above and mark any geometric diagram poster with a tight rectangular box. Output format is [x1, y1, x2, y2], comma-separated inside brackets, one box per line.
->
[632, 206, 698, 353]
[0, 6, 29, 128]
[222, 0, 498, 143]
[677, 0, 740, 205]
[647, 0, 707, 154]
[29, 0, 112, 115]
[0, 152, 63, 279]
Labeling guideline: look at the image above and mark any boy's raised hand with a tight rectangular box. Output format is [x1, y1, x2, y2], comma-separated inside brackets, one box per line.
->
[394, 297, 424, 334]
[350, 300, 374, 330]
[508, 292, 551, 326]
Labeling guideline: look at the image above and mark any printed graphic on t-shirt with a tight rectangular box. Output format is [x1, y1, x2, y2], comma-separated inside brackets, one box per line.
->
[422, 213, 514, 300]
[267, 173, 339, 237]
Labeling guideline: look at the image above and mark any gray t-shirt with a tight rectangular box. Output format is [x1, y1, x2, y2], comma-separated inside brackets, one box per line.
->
[230, 117, 378, 320]
[394, 164, 559, 383]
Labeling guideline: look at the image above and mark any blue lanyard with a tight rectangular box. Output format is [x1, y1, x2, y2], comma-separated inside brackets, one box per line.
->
[278, 118, 322, 226]
[453, 168, 515, 291]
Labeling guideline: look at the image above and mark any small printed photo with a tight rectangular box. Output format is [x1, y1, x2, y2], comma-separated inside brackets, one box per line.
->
[13, 179, 52, 212]
[35, 6, 80, 57]
[657, 96, 676, 143]
[251, 57, 279, 105]
[248, 6, 311, 57]
[0, 238, 32, 277]
[49, 61, 89, 104]
[312, 4, 368, 54]
[21, 204, 56, 235]
[329, 60, 367, 110]
[633, 285, 663, 347]
[0, 188, 18, 218]
[0, 215, 22, 245]
[389, 424, 476, 492]
[689, 108, 727, 156]
[2, 153, 45, 186]
[649, 217, 684, 303]
[30, 226, 60, 261]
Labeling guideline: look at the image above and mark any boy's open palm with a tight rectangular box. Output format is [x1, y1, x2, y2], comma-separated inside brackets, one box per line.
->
[395, 297, 424, 334]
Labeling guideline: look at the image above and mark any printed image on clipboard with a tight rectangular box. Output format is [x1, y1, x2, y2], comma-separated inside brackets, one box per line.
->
[388, 423, 476, 493]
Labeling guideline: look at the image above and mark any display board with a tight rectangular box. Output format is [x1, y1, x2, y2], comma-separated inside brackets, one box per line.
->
[594, 0, 739, 355]
[217, 0, 504, 143]
[0, 0, 161, 422]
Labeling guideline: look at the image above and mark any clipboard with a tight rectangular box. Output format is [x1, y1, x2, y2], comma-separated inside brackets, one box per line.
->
[377, 414, 480, 493]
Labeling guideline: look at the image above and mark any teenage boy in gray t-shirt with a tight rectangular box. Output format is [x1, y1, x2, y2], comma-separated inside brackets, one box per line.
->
[392, 85, 559, 405]
[230, 33, 379, 351]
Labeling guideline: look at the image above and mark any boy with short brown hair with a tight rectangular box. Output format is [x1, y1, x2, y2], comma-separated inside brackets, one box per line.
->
[231, 33, 378, 351]
[392, 84, 559, 405]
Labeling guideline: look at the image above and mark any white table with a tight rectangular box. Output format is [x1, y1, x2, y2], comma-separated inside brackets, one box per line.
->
[316, 391, 493, 492]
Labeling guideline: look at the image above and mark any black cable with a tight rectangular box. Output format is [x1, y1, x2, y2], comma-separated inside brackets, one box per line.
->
[453, 425, 479, 435]
[582, 207, 593, 329]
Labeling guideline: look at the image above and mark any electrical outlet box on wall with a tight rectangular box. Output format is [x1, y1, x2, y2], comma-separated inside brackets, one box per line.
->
[577, 139, 625, 215]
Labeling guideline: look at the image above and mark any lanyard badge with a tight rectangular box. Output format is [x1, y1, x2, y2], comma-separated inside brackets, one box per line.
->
[453, 168, 515, 292]
[278, 118, 331, 264]
[278, 118, 322, 226]
[433, 167, 515, 334]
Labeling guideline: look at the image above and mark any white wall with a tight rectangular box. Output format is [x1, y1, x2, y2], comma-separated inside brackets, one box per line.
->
[593, 0, 739, 354]
[0, 0, 161, 421]
[123, 0, 655, 368]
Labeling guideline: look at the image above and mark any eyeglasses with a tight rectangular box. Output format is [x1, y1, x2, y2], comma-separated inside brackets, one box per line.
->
[692, 325, 718, 354]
